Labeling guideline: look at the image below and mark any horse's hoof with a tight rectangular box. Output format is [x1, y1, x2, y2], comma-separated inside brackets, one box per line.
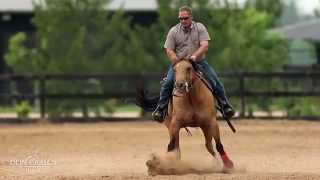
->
[222, 166, 234, 173]
[146, 159, 153, 168]
[224, 160, 234, 168]
[146, 154, 160, 167]
[146, 159, 158, 176]
[221, 154, 234, 173]
[222, 160, 234, 173]
[148, 168, 158, 176]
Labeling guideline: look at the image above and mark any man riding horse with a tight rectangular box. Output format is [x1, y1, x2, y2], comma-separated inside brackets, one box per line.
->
[152, 6, 235, 122]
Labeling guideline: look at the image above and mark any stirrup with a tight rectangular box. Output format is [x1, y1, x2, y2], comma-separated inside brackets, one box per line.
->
[152, 106, 165, 123]
[222, 106, 235, 119]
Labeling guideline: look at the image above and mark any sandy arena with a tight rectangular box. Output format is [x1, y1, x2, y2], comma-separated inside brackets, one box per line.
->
[0, 119, 319, 179]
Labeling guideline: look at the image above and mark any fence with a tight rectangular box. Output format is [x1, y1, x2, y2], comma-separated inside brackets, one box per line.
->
[0, 72, 320, 122]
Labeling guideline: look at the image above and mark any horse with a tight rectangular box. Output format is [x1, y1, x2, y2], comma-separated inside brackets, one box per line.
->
[136, 59, 234, 171]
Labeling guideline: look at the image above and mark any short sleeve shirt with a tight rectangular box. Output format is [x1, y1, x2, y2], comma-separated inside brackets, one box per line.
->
[164, 21, 211, 60]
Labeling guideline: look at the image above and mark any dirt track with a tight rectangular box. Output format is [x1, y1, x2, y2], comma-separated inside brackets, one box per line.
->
[0, 119, 319, 179]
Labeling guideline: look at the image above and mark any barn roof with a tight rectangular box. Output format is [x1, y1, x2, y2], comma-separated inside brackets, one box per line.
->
[275, 19, 320, 43]
[0, 0, 158, 12]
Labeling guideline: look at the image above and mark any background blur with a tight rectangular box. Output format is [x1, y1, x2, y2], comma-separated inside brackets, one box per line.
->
[0, 0, 320, 121]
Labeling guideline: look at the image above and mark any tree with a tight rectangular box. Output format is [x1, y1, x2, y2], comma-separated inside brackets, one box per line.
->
[245, 0, 283, 27]
[146, 0, 288, 113]
[5, 0, 289, 116]
[5, 0, 152, 117]
[145, 0, 288, 72]
[6, 0, 153, 74]
[5, 33, 32, 72]
[6, 0, 288, 74]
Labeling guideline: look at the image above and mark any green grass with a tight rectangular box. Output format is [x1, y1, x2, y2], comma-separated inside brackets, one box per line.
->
[114, 104, 141, 112]
[0, 106, 15, 113]
[0, 106, 39, 113]
[0, 105, 140, 113]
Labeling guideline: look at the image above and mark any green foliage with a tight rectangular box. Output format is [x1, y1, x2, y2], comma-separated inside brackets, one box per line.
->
[103, 98, 118, 114]
[145, 0, 289, 72]
[15, 101, 32, 118]
[32, 0, 124, 73]
[5, 32, 34, 73]
[208, 8, 288, 72]
[5, 0, 289, 74]
[275, 97, 320, 117]
[245, 0, 283, 27]
[6, 0, 152, 74]
[4, 0, 290, 117]
[127, 0, 289, 74]
[5, 0, 152, 117]
[149, 0, 288, 112]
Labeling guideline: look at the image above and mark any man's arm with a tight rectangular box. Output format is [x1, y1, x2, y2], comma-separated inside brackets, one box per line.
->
[190, 40, 209, 62]
[190, 22, 211, 61]
[166, 48, 180, 64]
[164, 27, 179, 64]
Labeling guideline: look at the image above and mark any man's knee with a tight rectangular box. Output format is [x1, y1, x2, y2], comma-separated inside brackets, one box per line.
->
[162, 73, 174, 88]
[162, 77, 174, 89]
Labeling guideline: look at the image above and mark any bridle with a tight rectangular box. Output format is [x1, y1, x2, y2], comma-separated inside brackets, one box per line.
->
[173, 80, 193, 97]
[172, 60, 195, 97]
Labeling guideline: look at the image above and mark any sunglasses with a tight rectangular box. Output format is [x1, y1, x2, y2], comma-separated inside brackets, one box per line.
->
[178, 16, 190, 21]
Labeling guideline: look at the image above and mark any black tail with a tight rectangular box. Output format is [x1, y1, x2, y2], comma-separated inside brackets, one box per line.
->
[135, 86, 159, 112]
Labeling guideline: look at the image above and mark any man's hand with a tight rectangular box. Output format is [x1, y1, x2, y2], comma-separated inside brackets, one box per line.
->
[190, 40, 209, 62]
[186, 55, 197, 62]
[190, 55, 197, 61]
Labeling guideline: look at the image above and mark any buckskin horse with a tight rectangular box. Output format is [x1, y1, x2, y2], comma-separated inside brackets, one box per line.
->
[136, 59, 235, 171]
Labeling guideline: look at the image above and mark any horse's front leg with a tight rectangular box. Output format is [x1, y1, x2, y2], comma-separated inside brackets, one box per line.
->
[200, 123, 216, 158]
[167, 119, 181, 159]
[210, 117, 234, 170]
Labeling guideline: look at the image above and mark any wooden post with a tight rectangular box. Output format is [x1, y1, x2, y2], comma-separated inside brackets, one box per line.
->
[239, 73, 245, 118]
[39, 76, 46, 119]
[138, 74, 146, 117]
[82, 102, 88, 118]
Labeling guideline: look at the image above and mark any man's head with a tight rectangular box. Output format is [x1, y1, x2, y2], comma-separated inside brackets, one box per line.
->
[178, 6, 193, 28]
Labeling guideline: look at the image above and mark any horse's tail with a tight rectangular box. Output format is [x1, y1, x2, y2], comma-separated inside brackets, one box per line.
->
[135, 86, 159, 112]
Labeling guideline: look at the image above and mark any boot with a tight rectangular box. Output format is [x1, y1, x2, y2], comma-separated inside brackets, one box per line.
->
[222, 103, 235, 119]
[217, 97, 235, 119]
[152, 104, 166, 123]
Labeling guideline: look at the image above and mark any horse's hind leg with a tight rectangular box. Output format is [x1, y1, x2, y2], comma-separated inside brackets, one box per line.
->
[210, 119, 234, 169]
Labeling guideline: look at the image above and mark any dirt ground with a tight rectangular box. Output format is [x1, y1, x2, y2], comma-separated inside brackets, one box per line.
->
[0, 119, 319, 180]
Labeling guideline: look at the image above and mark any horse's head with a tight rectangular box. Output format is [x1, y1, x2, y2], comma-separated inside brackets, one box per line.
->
[173, 59, 195, 96]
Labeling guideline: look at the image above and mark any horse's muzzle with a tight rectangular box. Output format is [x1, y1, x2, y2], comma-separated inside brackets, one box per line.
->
[173, 81, 191, 97]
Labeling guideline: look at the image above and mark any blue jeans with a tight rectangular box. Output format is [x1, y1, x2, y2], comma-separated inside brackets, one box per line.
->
[158, 64, 175, 106]
[158, 59, 229, 106]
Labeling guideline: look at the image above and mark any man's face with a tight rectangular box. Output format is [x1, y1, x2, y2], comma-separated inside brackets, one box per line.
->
[178, 10, 192, 28]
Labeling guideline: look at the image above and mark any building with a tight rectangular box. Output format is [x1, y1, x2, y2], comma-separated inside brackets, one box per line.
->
[275, 19, 320, 71]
